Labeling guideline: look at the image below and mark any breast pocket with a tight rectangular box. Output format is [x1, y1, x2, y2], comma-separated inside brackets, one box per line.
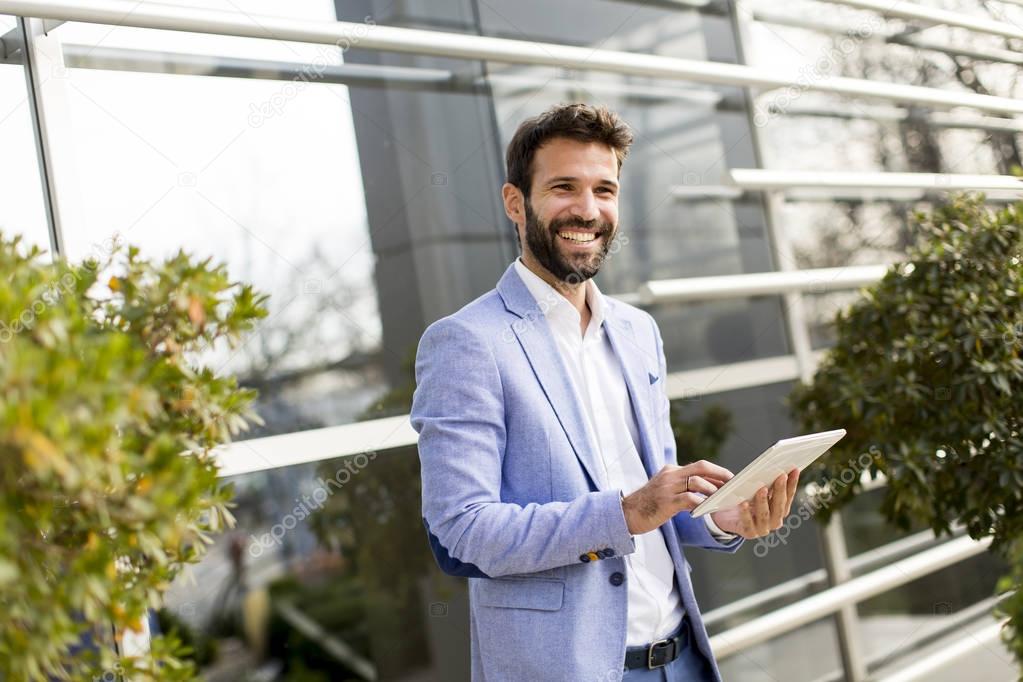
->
[476, 578, 564, 611]
[647, 369, 670, 419]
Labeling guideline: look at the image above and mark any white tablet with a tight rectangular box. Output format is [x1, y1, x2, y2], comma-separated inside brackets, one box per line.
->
[690, 428, 847, 519]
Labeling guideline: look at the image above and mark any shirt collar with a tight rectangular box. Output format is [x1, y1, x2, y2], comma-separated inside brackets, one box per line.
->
[512, 257, 606, 333]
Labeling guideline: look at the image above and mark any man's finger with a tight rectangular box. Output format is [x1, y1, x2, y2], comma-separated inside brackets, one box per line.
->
[684, 460, 734, 483]
[786, 468, 799, 506]
[675, 492, 706, 511]
[753, 487, 771, 535]
[682, 475, 718, 497]
[769, 474, 787, 528]
[738, 502, 754, 537]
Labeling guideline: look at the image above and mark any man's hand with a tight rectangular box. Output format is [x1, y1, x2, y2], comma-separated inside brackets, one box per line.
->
[710, 469, 800, 539]
[622, 460, 734, 535]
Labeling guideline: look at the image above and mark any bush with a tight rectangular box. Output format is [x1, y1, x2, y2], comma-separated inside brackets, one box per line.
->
[0, 234, 267, 680]
[790, 195, 1023, 670]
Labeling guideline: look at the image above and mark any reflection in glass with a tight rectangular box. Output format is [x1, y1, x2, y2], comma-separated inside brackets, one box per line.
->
[52, 30, 386, 437]
[165, 447, 469, 680]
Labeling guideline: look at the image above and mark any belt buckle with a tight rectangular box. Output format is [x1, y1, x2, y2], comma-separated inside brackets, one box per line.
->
[647, 638, 672, 669]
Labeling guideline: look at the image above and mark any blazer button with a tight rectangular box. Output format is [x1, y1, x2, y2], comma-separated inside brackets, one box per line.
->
[580, 554, 591, 563]
[609, 571, 624, 586]
[602, 548, 615, 558]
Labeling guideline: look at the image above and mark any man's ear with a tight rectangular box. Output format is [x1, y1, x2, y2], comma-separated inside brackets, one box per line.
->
[502, 182, 525, 226]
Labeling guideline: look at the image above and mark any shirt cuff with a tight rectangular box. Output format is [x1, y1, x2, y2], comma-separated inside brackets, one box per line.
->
[703, 513, 738, 543]
[619, 490, 639, 541]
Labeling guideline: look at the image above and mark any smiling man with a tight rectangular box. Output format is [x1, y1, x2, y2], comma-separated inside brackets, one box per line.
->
[411, 104, 798, 682]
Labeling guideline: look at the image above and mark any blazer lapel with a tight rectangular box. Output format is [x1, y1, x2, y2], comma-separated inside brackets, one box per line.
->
[603, 311, 662, 480]
[497, 265, 608, 491]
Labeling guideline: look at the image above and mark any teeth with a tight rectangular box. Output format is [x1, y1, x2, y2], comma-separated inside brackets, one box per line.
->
[558, 231, 597, 242]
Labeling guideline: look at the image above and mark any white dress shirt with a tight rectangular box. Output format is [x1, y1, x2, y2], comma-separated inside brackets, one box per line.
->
[513, 258, 734, 646]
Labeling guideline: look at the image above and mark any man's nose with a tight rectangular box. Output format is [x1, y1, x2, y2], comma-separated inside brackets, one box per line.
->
[570, 190, 601, 222]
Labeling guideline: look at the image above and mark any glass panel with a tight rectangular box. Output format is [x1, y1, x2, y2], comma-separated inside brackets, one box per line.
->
[718, 616, 842, 681]
[479, 0, 703, 46]
[805, 288, 865, 351]
[332, 0, 789, 384]
[163, 446, 469, 680]
[51, 16, 386, 437]
[651, 297, 789, 372]
[857, 551, 1009, 672]
[840, 485, 926, 557]
[481, 2, 789, 369]
[0, 15, 51, 252]
[673, 381, 827, 615]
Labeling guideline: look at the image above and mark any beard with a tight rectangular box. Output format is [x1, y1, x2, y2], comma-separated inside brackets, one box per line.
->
[523, 199, 616, 285]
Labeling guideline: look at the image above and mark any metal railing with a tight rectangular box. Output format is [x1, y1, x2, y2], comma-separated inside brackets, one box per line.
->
[638, 265, 888, 304]
[750, 8, 1023, 67]
[709, 535, 994, 658]
[727, 169, 1023, 192]
[881, 619, 1009, 682]
[2, 0, 1023, 115]
[817, 0, 1023, 41]
[702, 525, 961, 630]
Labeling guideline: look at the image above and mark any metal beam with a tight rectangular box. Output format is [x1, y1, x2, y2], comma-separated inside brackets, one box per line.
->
[703, 526, 961, 629]
[214, 351, 826, 477]
[751, 9, 1023, 66]
[18, 16, 67, 256]
[816, 0, 1023, 41]
[768, 102, 1023, 134]
[662, 351, 824, 400]
[709, 534, 994, 659]
[0, 18, 62, 63]
[728, 168, 1023, 191]
[881, 619, 1009, 682]
[638, 265, 888, 304]
[62, 44, 454, 86]
[1, 0, 1023, 115]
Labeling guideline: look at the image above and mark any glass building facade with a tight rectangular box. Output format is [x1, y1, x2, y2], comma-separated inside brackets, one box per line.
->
[3, 1, 1020, 679]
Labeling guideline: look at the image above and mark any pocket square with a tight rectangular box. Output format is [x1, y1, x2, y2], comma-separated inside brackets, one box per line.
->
[648, 372, 659, 385]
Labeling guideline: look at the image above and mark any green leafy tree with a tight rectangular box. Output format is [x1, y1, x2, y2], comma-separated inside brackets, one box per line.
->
[790, 195, 1023, 669]
[671, 403, 734, 464]
[0, 233, 267, 680]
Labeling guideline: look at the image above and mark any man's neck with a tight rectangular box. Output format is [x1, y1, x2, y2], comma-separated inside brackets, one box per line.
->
[518, 255, 588, 315]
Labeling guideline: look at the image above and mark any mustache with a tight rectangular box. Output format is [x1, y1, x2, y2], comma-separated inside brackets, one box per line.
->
[547, 217, 614, 234]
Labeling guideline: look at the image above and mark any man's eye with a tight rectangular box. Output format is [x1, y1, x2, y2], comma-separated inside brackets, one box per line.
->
[554, 184, 571, 190]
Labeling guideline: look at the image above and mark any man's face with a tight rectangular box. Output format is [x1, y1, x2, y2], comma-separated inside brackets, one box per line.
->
[521, 138, 620, 284]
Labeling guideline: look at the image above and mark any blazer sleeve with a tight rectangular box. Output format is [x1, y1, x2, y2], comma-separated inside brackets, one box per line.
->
[411, 316, 637, 579]
[647, 313, 743, 553]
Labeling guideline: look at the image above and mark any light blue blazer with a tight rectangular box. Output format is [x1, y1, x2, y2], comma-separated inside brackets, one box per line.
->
[411, 262, 742, 681]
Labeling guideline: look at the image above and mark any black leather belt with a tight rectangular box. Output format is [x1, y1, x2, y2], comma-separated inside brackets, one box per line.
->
[624, 617, 690, 671]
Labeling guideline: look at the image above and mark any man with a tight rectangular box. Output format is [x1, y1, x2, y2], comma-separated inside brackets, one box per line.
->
[410, 103, 799, 681]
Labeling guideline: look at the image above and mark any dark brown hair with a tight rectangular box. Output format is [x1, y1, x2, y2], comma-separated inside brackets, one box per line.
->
[505, 103, 634, 198]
